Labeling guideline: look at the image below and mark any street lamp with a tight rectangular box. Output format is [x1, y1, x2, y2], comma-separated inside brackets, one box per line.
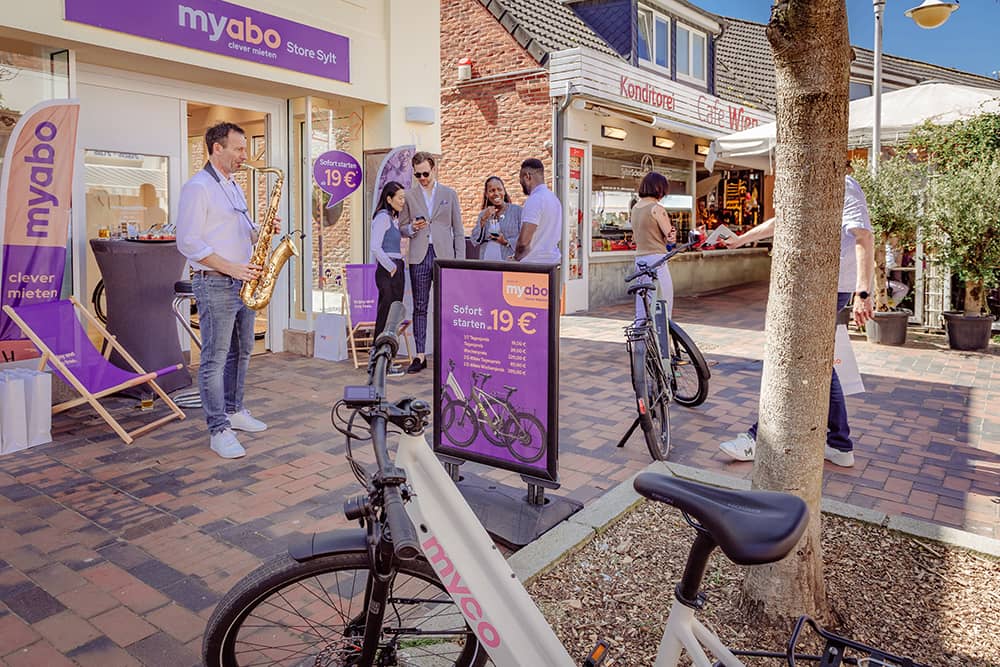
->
[871, 0, 959, 171]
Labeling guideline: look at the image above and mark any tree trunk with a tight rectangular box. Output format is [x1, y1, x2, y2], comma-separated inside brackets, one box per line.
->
[742, 1, 851, 622]
[964, 280, 986, 316]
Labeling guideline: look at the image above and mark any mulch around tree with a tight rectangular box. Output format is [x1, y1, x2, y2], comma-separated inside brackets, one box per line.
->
[526, 501, 1000, 666]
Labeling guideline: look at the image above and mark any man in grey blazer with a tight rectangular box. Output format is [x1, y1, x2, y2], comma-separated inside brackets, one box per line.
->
[399, 151, 465, 373]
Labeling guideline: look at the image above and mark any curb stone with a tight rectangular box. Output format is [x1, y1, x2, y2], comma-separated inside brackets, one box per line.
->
[508, 459, 1000, 584]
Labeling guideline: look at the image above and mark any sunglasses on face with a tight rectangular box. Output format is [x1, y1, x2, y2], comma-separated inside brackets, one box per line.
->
[414, 171, 431, 178]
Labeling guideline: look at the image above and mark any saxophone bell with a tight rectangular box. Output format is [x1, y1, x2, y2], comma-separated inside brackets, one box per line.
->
[239, 164, 297, 311]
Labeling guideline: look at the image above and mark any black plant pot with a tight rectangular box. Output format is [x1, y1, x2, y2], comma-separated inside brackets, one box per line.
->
[942, 312, 993, 351]
[866, 311, 908, 346]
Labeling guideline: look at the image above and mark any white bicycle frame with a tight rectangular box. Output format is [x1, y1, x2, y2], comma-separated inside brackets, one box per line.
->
[395, 431, 747, 667]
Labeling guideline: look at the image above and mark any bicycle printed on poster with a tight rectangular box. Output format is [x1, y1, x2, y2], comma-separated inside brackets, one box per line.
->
[433, 260, 559, 482]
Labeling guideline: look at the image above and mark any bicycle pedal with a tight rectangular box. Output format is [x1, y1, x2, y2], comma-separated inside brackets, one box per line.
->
[582, 640, 610, 667]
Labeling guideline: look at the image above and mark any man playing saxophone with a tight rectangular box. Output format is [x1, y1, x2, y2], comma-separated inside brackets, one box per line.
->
[177, 121, 274, 459]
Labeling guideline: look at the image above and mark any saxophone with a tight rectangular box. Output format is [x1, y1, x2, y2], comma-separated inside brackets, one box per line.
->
[240, 164, 299, 310]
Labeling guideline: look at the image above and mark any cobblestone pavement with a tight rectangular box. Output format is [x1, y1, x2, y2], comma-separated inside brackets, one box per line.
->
[0, 281, 996, 665]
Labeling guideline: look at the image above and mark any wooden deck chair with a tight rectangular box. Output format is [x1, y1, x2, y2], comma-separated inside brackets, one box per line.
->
[342, 264, 413, 368]
[2, 297, 186, 444]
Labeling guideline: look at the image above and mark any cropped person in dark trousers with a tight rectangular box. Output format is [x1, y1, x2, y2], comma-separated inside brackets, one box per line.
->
[370, 181, 406, 337]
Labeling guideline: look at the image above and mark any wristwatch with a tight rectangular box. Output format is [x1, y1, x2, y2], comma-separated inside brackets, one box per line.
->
[856, 291, 870, 300]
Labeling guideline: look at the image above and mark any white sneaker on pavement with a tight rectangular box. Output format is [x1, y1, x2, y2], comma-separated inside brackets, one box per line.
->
[824, 445, 855, 468]
[227, 409, 267, 432]
[719, 432, 756, 461]
[210, 428, 246, 459]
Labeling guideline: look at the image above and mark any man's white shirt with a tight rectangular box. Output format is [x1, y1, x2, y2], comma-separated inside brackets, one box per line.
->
[176, 168, 255, 270]
[520, 183, 562, 264]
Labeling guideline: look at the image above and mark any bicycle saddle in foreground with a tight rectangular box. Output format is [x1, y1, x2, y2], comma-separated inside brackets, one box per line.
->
[634, 473, 808, 565]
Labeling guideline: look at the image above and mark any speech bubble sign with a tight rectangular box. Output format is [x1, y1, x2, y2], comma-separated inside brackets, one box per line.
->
[312, 150, 362, 208]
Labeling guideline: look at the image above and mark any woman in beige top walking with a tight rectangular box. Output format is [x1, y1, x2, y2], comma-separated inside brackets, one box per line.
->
[631, 171, 676, 320]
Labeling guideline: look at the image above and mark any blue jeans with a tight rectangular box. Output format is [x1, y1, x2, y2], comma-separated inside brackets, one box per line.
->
[192, 274, 256, 435]
[749, 292, 853, 452]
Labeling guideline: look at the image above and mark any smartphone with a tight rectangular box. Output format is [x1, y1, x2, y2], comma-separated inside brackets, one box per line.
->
[489, 232, 500, 239]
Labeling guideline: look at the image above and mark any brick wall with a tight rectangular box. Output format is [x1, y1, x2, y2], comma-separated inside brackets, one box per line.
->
[439, 0, 554, 230]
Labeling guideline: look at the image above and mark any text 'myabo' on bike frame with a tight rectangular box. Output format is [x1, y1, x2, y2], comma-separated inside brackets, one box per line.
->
[433, 259, 560, 482]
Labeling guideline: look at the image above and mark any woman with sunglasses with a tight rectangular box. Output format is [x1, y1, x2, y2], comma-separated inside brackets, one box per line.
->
[370, 181, 406, 338]
[470, 176, 522, 261]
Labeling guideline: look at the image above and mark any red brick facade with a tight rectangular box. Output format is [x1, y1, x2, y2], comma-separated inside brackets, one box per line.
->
[439, 0, 554, 230]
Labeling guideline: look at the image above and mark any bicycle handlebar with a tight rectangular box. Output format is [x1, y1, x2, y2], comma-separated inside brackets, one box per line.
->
[365, 301, 421, 562]
[624, 242, 694, 283]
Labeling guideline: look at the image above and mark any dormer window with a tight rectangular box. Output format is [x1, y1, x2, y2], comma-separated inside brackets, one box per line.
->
[676, 22, 707, 83]
[638, 8, 670, 71]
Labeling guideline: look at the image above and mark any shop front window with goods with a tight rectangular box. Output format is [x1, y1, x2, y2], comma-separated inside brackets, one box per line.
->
[590, 148, 693, 254]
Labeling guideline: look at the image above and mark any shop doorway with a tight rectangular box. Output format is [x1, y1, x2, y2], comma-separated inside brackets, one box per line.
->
[185, 101, 272, 357]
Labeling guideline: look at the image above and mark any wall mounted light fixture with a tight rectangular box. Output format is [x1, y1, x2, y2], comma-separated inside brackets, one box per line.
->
[601, 125, 627, 140]
[694, 144, 711, 156]
[653, 136, 675, 149]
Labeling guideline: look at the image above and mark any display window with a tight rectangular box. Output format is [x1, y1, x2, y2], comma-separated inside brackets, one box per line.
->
[697, 169, 767, 243]
[590, 148, 693, 254]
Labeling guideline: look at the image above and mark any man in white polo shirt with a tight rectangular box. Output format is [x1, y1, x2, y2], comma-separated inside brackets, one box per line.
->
[176, 122, 268, 459]
[515, 158, 562, 264]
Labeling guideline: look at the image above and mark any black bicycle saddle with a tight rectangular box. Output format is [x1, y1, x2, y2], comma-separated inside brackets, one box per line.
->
[627, 283, 655, 296]
[633, 473, 808, 565]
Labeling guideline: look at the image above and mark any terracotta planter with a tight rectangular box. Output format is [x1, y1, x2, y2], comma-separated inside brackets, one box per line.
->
[942, 312, 993, 351]
[866, 311, 908, 346]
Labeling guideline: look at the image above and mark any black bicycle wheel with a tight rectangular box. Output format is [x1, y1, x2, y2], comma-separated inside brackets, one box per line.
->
[500, 412, 546, 463]
[442, 402, 479, 448]
[203, 550, 487, 667]
[642, 339, 672, 461]
[629, 336, 670, 460]
[668, 321, 710, 407]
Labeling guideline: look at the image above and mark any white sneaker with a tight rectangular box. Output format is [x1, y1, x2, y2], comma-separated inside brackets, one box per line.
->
[719, 432, 756, 461]
[824, 445, 855, 468]
[227, 409, 267, 432]
[210, 429, 246, 459]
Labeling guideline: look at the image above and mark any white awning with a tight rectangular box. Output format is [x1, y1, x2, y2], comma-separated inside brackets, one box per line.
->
[706, 82, 1000, 173]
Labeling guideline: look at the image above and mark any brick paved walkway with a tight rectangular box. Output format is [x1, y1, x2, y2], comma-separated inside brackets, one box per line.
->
[0, 281, 997, 665]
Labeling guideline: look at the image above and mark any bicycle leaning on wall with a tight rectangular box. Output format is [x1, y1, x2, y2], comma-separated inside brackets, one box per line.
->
[622, 242, 711, 461]
[202, 301, 928, 667]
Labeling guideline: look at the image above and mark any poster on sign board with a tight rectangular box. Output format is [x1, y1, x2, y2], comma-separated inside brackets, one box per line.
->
[433, 260, 559, 482]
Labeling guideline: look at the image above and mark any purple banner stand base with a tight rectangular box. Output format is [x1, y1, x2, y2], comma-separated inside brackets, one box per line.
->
[438, 455, 582, 549]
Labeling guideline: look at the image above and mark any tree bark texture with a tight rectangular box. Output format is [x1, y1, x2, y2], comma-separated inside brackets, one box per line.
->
[742, 1, 851, 621]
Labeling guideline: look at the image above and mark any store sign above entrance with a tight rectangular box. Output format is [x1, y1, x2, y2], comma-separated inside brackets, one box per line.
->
[549, 48, 772, 136]
[65, 0, 350, 83]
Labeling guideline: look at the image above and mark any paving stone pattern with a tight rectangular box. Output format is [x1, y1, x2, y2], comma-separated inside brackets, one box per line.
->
[0, 281, 996, 664]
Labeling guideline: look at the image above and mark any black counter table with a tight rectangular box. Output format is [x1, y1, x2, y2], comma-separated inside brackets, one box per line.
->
[89, 239, 191, 395]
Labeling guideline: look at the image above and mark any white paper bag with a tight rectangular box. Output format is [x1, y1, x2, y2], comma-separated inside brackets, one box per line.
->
[833, 324, 865, 395]
[0, 371, 29, 454]
[11, 369, 52, 447]
[314, 313, 349, 361]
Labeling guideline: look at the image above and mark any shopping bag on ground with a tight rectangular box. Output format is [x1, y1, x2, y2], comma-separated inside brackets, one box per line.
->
[314, 313, 349, 361]
[0, 371, 29, 454]
[833, 324, 865, 395]
[11, 369, 52, 447]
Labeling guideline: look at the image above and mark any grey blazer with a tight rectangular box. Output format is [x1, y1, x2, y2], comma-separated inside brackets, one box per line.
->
[399, 183, 465, 264]
[470, 204, 523, 261]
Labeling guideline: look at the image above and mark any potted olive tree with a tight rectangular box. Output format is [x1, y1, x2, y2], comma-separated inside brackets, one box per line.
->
[923, 161, 1000, 350]
[851, 155, 921, 345]
[910, 113, 1000, 351]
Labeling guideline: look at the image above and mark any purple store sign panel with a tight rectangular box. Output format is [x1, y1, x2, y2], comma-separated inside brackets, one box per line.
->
[434, 261, 560, 482]
[65, 0, 350, 82]
[312, 150, 361, 208]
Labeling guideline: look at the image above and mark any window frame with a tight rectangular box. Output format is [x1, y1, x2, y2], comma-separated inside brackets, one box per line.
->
[675, 22, 708, 85]
[637, 7, 671, 74]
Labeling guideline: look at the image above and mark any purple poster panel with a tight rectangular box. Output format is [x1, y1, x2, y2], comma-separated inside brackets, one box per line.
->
[370, 145, 414, 216]
[344, 263, 377, 324]
[65, 0, 350, 83]
[434, 261, 559, 482]
[313, 150, 361, 208]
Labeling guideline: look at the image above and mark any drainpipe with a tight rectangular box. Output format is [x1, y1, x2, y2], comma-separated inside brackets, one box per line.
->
[553, 82, 576, 202]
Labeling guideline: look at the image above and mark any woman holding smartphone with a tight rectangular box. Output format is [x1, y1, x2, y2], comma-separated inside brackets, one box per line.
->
[370, 181, 406, 338]
[470, 176, 522, 261]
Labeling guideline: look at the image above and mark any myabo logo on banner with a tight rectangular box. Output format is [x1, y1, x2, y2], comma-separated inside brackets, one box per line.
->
[65, 0, 350, 83]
